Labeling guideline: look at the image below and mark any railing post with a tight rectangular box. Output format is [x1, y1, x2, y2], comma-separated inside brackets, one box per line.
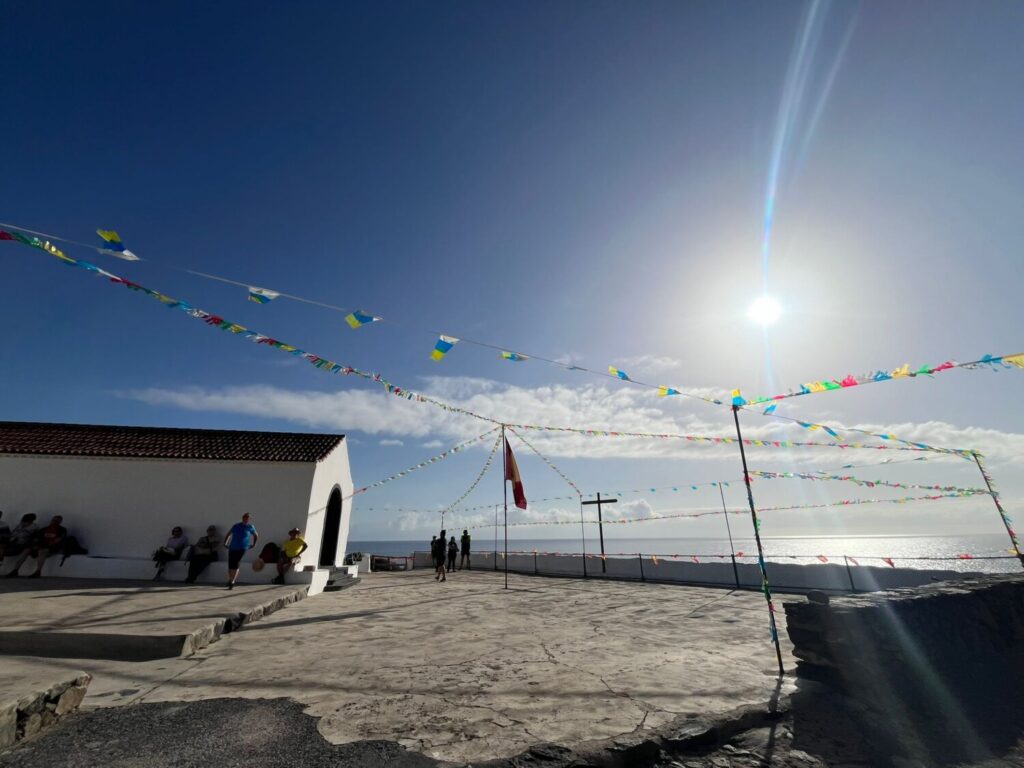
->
[638, 553, 645, 582]
[534, 551, 538, 575]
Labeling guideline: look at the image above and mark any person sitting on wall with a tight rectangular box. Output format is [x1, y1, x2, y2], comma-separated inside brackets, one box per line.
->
[273, 528, 308, 585]
[185, 526, 220, 583]
[6, 515, 65, 579]
[0, 510, 11, 562]
[153, 526, 189, 580]
[3, 514, 39, 576]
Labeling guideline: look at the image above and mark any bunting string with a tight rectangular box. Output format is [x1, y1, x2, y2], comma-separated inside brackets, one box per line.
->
[0, 222, 722, 403]
[463, 489, 986, 528]
[347, 428, 501, 500]
[0, 227, 992, 461]
[507, 427, 582, 496]
[442, 432, 504, 514]
[4, 222, 1023, 439]
[361, 456, 935, 515]
[2, 230, 506, 426]
[506, 421, 961, 455]
[748, 470, 986, 495]
[739, 353, 1024, 410]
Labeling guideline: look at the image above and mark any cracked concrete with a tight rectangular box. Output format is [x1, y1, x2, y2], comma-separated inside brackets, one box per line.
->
[2, 569, 794, 763]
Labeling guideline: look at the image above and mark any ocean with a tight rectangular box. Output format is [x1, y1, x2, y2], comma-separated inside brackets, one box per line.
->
[350, 534, 1021, 574]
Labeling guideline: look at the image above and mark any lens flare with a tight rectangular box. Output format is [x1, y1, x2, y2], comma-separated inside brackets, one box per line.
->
[748, 296, 782, 326]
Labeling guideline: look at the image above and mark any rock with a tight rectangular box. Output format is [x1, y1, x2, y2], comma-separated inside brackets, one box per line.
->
[22, 712, 43, 739]
[806, 591, 830, 606]
[55, 683, 88, 716]
[19, 693, 46, 715]
[0, 702, 16, 750]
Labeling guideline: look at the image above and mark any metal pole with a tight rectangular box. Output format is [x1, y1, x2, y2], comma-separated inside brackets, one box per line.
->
[494, 504, 498, 572]
[971, 451, 1024, 570]
[718, 482, 741, 589]
[502, 425, 508, 590]
[579, 493, 587, 579]
[732, 405, 785, 676]
[843, 555, 857, 592]
[597, 492, 607, 574]
[638, 553, 645, 582]
[534, 551, 538, 575]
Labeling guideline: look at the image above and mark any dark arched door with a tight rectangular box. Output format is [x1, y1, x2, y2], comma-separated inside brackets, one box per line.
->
[319, 487, 342, 567]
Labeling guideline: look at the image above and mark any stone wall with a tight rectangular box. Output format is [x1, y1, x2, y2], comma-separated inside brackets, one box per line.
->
[1, 674, 91, 750]
[784, 574, 1024, 765]
[410, 549, 979, 593]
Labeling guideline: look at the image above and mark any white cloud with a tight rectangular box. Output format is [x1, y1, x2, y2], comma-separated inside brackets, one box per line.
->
[617, 354, 684, 377]
[379, 439, 404, 447]
[120, 377, 1024, 466]
[421, 440, 444, 448]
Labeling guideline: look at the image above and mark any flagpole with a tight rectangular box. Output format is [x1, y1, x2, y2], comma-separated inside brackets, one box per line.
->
[502, 424, 508, 590]
[971, 451, 1024, 570]
[732, 405, 784, 676]
[718, 481, 741, 589]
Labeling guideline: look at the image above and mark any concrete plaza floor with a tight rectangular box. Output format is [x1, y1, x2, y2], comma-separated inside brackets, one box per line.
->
[0, 578, 308, 659]
[2, 569, 795, 763]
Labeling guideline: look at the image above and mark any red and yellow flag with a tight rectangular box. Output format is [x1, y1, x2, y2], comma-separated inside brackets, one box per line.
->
[504, 437, 527, 510]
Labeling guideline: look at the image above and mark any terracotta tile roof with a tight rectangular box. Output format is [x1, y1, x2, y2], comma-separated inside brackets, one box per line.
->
[0, 421, 345, 463]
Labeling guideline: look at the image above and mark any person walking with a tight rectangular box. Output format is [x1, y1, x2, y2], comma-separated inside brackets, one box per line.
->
[432, 529, 447, 582]
[223, 513, 258, 590]
[446, 536, 458, 573]
[459, 529, 471, 570]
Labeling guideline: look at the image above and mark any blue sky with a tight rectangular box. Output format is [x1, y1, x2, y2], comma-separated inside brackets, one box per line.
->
[2, 1, 1023, 544]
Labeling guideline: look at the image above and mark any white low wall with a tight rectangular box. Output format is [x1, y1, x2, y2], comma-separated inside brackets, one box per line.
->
[410, 551, 976, 593]
[0, 555, 330, 595]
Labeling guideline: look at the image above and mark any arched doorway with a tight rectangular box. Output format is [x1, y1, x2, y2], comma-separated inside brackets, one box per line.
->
[319, 486, 342, 567]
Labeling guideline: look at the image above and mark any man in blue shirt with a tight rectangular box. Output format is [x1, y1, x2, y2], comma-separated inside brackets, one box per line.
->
[222, 513, 258, 590]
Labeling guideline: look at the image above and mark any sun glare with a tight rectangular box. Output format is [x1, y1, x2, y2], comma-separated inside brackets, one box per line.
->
[748, 296, 782, 326]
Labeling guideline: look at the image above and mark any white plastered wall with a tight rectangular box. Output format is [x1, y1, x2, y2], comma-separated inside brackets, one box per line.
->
[0, 454, 318, 561]
[302, 439, 354, 568]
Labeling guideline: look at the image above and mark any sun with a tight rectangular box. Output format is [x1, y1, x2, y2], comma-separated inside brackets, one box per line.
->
[748, 296, 782, 326]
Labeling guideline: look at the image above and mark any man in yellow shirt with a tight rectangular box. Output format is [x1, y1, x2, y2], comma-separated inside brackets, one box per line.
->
[274, 527, 308, 585]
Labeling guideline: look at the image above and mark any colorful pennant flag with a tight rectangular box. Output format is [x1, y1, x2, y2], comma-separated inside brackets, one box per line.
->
[0, 231, 14, 241]
[501, 351, 528, 361]
[763, 404, 778, 415]
[883, 557, 895, 568]
[816, 555, 829, 563]
[657, 386, 680, 397]
[609, 366, 630, 381]
[96, 229, 139, 260]
[732, 389, 748, 406]
[345, 310, 381, 329]
[247, 287, 280, 304]
[504, 436, 528, 510]
[431, 335, 459, 361]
